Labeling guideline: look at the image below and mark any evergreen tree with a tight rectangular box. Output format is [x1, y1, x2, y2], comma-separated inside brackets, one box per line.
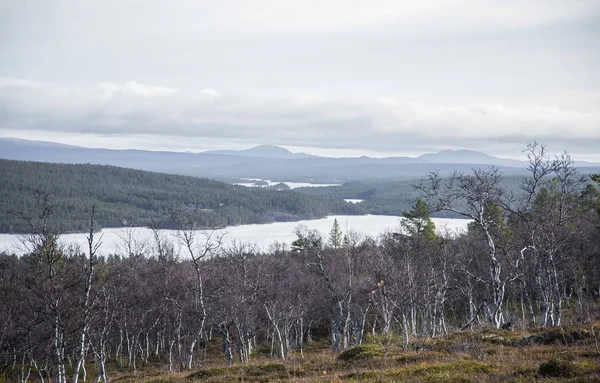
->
[401, 199, 436, 240]
[587, 174, 600, 231]
[292, 225, 322, 252]
[328, 218, 343, 249]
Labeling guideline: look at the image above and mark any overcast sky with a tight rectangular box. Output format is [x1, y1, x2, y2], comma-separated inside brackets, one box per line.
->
[1, 0, 599, 159]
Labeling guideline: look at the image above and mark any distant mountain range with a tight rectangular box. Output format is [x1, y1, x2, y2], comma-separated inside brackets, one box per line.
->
[418, 149, 525, 167]
[202, 144, 316, 159]
[1, 138, 598, 182]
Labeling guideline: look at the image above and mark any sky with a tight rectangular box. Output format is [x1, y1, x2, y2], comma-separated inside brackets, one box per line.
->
[1, 0, 599, 160]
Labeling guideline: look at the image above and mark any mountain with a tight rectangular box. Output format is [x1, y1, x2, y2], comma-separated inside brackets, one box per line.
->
[0, 137, 78, 149]
[418, 150, 525, 167]
[1, 138, 598, 183]
[203, 145, 315, 159]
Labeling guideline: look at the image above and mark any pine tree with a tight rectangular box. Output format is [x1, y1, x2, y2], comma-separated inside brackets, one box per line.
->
[401, 199, 436, 240]
[328, 218, 343, 249]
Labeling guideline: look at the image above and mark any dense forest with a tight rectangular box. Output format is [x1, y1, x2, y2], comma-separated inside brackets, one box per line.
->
[2, 158, 577, 235]
[0, 159, 363, 233]
[294, 175, 562, 218]
[0, 143, 599, 382]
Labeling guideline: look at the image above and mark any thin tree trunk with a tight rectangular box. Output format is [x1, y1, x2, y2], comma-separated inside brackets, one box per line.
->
[331, 299, 343, 353]
[187, 339, 197, 369]
[220, 324, 232, 366]
[20, 354, 32, 383]
[53, 310, 66, 383]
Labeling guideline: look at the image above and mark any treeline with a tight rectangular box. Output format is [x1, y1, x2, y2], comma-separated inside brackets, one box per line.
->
[295, 175, 546, 218]
[0, 159, 364, 233]
[0, 144, 599, 383]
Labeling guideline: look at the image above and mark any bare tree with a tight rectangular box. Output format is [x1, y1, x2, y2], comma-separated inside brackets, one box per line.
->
[310, 246, 344, 353]
[16, 192, 74, 383]
[513, 143, 586, 326]
[171, 208, 224, 367]
[73, 206, 102, 383]
[416, 167, 521, 328]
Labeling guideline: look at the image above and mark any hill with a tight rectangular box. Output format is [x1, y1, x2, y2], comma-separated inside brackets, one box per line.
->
[418, 149, 525, 167]
[6, 138, 600, 183]
[0, 159, 363, 233]
[202, 144, 315, 158]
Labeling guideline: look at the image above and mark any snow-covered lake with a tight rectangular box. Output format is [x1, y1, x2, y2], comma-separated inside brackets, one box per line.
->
[0, 215, 471, 256]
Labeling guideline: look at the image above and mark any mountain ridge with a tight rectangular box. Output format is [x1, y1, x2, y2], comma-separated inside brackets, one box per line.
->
[1, 138, 598, 182]
[417, 149, 525, 167]
[202, 144, 315, 159]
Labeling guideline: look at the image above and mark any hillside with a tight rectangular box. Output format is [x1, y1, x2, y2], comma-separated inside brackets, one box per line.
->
[294, 176, 527, 218]
[0, 159, 363, 233]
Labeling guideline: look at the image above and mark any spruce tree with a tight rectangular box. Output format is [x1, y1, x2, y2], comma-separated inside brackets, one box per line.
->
[401, 199, 436, 240]
[328, 218, 343, 249]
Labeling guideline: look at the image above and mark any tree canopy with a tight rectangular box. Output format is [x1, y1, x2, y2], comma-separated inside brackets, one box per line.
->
[0, 159, 362, 233]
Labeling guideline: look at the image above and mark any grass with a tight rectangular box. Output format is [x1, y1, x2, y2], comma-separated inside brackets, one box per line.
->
[69, 325, 600, 383]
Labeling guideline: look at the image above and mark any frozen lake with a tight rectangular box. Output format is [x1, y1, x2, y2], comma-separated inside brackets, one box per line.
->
[234, 178, 341, 189]
[0, 215, 471, 256]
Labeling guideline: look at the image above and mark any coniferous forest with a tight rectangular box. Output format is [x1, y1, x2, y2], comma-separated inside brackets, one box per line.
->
[1, 143, 600, 382]
[0, 159, 363, 233]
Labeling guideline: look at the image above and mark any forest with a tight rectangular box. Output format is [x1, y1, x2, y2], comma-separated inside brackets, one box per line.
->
[0, 159, 363, 233]
[0, 143, 599, 382]
[2, 158, 574, 235]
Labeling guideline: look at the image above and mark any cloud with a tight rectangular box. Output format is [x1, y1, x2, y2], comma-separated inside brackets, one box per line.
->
[0, 78, 599, 157]
[96, 82, 179, 97]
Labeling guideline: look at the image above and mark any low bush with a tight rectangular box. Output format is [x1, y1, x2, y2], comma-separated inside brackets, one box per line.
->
[538, 358, 576, 377]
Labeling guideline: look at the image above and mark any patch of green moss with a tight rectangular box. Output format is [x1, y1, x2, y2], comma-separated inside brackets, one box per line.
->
[337, 344, 383, 361]
[381, 360, 497, 383]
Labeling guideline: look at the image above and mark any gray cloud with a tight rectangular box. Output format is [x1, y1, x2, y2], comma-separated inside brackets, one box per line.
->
[1, 78, 598, 158]
[1, 1, 598, 100]
[0, 1, 599, 159]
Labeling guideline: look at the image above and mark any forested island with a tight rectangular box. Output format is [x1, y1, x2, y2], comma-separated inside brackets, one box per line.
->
[1, 144, 599, 382]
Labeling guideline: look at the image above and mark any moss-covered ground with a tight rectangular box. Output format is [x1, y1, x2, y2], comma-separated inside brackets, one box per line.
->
[70, 325, 600, 382]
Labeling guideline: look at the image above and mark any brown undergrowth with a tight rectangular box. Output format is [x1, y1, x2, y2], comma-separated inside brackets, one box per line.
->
[99, 325, 600, 383]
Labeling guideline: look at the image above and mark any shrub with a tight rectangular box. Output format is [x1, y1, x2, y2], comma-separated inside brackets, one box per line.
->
[538, 358, 576, 377]
[533, 328, 589, 345]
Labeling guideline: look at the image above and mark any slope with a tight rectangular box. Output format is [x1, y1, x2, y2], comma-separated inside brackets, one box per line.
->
[0, 159, 363, 234]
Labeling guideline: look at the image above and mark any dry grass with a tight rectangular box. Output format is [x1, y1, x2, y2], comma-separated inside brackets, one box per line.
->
[95, 325, 600, 383]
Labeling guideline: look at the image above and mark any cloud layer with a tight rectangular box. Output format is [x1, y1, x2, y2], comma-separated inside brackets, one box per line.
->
[1, 78, 598, 157]
[1, 1, 598, 159]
